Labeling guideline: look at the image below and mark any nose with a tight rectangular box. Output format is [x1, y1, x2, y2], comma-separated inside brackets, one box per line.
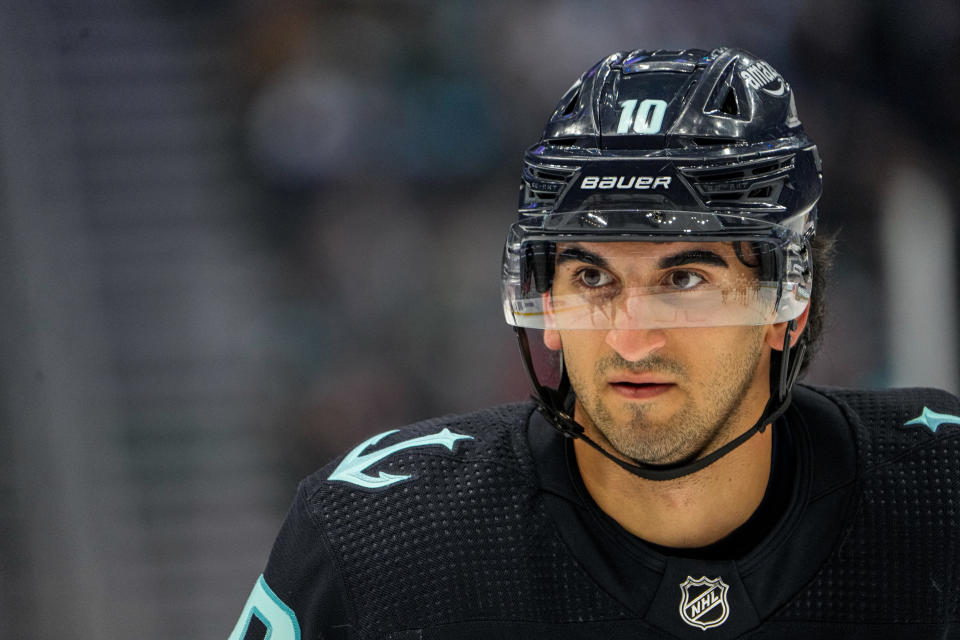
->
[604, 328, 666, 362]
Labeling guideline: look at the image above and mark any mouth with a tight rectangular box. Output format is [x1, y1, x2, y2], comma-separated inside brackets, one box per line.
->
[608, 378, 675, 400]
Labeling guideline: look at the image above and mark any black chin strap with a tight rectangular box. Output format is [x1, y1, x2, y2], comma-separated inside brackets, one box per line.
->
[516, 321, 804, 482]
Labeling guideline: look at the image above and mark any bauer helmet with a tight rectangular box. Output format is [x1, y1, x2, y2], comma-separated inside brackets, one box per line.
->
[501, 47, 822, 481]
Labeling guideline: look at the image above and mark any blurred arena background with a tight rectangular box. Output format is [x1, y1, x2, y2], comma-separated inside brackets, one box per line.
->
[1, 1, 957, 637]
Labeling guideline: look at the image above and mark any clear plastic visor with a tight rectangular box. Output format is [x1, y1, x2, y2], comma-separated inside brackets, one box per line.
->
[503, 236, 810, 330]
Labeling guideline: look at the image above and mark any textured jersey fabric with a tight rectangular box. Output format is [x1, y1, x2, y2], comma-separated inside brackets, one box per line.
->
[231, 385, 960, 639]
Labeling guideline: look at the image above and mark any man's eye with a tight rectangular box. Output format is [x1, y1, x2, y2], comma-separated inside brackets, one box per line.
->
[576, 268, 614, 288]
[664, 270, 704, 290]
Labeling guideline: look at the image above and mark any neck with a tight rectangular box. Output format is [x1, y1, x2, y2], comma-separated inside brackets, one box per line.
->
[572, 397, 774, 549]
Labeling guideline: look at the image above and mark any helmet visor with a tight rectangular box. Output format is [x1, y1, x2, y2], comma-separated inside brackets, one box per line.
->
[503, 231, 810, 330]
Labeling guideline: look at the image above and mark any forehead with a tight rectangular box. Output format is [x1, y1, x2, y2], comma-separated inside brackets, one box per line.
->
[556, 240, 747, 262]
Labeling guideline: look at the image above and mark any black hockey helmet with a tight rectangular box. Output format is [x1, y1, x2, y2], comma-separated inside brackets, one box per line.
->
[501, 47, 822, 481]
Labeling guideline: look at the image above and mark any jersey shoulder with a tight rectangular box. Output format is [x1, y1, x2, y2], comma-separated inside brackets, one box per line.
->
[801, 384, 960, 469]
[298, 401, 542, 552]
[234, 404, 542, 640]
[779, 384, 960, 626]
[296, 401, 627, 637]
[303, 400, 537, 498]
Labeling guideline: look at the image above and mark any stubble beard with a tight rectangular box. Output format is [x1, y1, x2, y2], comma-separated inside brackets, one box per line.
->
[574, 334, 766, 466]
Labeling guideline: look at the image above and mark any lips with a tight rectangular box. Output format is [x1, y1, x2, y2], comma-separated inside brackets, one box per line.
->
[608, 376, 675, 400]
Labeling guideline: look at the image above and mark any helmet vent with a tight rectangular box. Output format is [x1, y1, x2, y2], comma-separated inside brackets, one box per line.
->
[560, 86, 582, 117]
[688, 136, 739, 146]
[709, 192, 742, 201]
[519, 162, 579, 211]
[681, 155, 794, 207]
[530, 166, 574, 182]
[720, 87, 739, 116]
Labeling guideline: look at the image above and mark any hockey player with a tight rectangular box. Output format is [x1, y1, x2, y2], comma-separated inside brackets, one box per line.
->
[230, 48, 960, 639]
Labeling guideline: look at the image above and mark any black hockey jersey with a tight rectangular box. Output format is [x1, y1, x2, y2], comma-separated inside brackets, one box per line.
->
[229, 385, 960, 639]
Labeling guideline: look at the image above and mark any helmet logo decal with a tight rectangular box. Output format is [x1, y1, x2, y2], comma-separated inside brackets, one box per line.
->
[739, 60, 786, 97]
[616, 98, 668, 134]
[679, 576, 730, 630]
[580, 175, 671, 190]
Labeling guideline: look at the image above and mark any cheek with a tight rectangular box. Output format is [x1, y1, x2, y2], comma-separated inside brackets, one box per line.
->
[548, 330, 603, 371]
[672, 326, 764, 370]
[698, 326, 768, 374]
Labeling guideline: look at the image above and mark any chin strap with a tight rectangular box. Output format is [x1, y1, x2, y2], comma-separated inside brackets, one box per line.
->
[516, 320, 803, 482]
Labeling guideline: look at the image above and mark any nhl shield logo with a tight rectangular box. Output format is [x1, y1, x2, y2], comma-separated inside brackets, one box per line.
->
[679, 576, 730, 630]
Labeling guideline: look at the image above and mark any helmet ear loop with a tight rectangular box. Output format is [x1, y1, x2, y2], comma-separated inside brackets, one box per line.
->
[515, 326, 549, 402]
[556, 348, 571, 409]
[514, 326, 581, 438]
[515, 328, 570, 411]
[775, 317, 807, 404]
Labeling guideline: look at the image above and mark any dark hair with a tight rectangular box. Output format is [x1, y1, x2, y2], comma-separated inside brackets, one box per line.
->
[797, 229, 837, 376]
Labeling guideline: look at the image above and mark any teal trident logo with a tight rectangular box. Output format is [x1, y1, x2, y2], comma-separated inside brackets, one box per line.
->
[904, 407, 960, 434]
[329, 428, 473, 489]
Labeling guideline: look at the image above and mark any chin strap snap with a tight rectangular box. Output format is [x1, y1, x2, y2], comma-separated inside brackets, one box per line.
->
[516, 320, 802, 482]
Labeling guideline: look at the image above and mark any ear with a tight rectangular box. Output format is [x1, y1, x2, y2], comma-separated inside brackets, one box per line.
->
[542, 291, 563, 351]
[765, 303, 810, 351]
[544, 328, 562, 351]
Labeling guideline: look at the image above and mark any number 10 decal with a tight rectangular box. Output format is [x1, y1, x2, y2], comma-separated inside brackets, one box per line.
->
[617, 99, 668, 134]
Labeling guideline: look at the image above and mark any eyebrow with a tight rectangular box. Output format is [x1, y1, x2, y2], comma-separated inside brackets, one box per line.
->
[556, 246, 612, 270]
[657, 249, 729, 270]
[556, 245, 729, 270]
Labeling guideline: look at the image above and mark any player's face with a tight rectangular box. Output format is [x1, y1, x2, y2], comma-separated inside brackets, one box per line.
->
[543, 240, 775, 466]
